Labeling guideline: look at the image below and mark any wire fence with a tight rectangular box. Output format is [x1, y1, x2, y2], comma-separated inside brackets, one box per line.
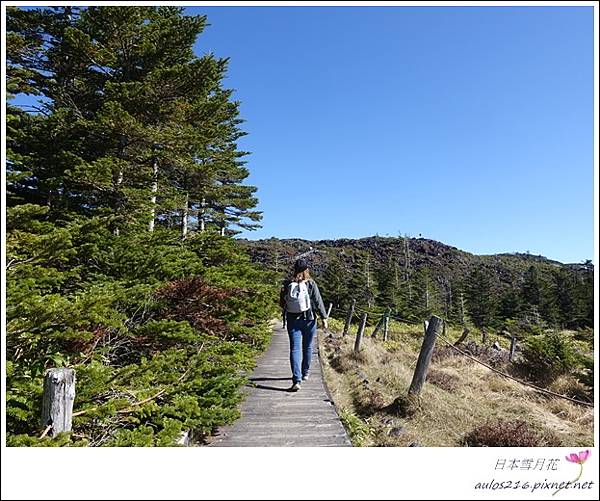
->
[325, 299, 594, 408]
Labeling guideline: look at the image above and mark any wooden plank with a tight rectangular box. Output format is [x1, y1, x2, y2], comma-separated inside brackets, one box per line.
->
[213, 434, 350, 444]
[210, 322, 351, 447]
[235, 418, 342, 425]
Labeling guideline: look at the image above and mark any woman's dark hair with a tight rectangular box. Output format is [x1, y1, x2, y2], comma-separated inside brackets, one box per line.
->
[294, 269, 311, 282]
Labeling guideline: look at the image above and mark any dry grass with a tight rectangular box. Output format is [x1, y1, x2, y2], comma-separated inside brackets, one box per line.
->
[320, 319, 594, 447]
[463, 419, 557, 447]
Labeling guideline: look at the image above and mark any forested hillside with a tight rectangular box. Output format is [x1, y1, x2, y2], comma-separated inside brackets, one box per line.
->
[240, 236, 594, 330]
[6, 6, 276, 446]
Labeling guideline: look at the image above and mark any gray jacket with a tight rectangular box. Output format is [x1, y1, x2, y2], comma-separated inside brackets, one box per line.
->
[280, 279, 328, 320]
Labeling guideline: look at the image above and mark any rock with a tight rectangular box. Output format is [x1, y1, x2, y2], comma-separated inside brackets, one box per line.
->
[409, 443, 421, 447]
[492, 341, 501, 351]
[389, 427, 404, 437]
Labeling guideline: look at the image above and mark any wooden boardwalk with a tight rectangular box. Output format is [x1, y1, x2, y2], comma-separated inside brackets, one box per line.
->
[210, 321, 351, 447]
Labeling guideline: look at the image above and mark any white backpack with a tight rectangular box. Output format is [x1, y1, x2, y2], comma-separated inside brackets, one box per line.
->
[285, 280, 311, 313]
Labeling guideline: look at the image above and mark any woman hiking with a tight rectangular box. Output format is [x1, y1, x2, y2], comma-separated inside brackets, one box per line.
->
[279, 258, 329, 392]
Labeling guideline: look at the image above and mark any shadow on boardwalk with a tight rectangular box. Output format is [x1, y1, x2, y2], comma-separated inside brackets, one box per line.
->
[209, 322, 351, 447]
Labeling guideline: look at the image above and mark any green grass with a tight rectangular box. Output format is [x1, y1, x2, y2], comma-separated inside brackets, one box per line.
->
[338, 407, 371, 447]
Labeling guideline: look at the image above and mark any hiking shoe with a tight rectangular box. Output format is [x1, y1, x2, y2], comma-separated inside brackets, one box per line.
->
[302, 373, 310, 381]
[290, 382, 301, 392]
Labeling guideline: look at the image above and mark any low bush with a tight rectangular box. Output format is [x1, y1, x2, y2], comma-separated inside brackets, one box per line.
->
[6, 229, 277, 447]
[517, 331, 581, 383]
[463, 420, 549, 447]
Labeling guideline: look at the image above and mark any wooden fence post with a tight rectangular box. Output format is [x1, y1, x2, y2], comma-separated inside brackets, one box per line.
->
[383, 309, 391, 341]
[370, 315, 384, 338]
[509, 336, 517, 362]
[41, 368, 76, 435]
[408, 315, 444, 396]
[343, 299, 356, 336]
[354, 313, 368, 353]
[454, 327, 470, 346]
[481, 328, 487, 345]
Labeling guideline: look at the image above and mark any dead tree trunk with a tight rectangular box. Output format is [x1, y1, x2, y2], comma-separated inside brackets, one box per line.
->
[149, 155, 158, 232]
[199, 197, 206, 232]
[383, 309, 391, 341]
[181, 192, 189, 239]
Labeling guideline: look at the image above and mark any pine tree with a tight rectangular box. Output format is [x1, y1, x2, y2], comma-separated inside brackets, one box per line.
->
[374, 256, 396, 309]
[347, 251, 376, 311]
[409, 267, 443, 320]
[453, 285, 468, 326]
[465, 265, 495, 328]
[550, 268, 577, 328]
[7, 6, 261, 235]
[521, 265, 542, 304]
[498, 287, 523, 321]
[320, 254, 350, 311]
[576, 260, 594, 328]
[436, 274, 453, 319]
[519, 265, 552, 325]
[6, 6, 274, 447]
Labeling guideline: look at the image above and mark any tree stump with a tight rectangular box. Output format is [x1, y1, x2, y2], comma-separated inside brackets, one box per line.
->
[41, 368, 76, 435]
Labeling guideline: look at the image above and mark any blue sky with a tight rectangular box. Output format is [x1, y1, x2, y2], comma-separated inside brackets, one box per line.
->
[9, 6, 594, 263]
[187, 6, 594, 264]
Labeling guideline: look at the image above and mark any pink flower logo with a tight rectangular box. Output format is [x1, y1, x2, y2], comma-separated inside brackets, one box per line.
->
[553, 450, 591, 496]
[565, 450, 590, 465]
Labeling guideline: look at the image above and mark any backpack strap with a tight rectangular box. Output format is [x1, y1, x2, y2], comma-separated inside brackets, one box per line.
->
[279, 279, 291, 309]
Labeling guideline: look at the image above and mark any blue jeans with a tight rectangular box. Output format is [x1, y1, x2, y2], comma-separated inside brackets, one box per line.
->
[286, 315, 317, 383]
